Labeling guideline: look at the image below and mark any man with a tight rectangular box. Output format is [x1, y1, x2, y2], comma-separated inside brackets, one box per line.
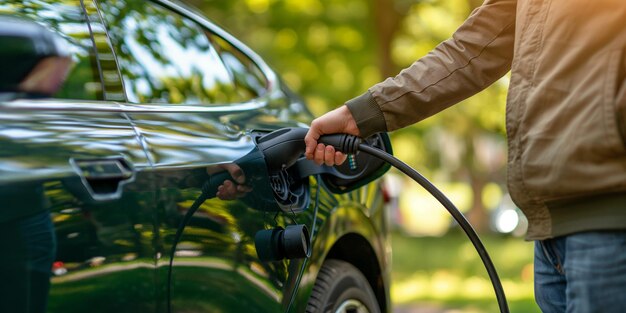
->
[304, 0, 626, 312]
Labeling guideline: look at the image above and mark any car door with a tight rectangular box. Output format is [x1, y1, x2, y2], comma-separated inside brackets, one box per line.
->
[95, 0, 316, 312]
[0, 1, 157, 312]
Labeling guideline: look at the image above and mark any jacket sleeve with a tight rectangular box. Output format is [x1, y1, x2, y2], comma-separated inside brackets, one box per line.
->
[346, 0, 517, 137]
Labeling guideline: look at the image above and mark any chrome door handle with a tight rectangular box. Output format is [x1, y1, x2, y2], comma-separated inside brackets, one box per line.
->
[70, 157, 135, 201]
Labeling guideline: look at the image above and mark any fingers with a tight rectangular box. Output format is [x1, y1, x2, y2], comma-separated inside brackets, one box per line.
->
[324, 145, 335, 166]
[335, 151, 347, 165]
[217, 180, 236, 200]
[304, 120, 321, 160]
[306, 105, 360, 165]
[217, 180, 238, 200]
[237, 184, 253, 194]
[313, 143, 325, 165]
[228, 167, 245, 184]
[218, 163, 245, 184]
[312, 143, 348, 166]
[217, 180, 252, 200]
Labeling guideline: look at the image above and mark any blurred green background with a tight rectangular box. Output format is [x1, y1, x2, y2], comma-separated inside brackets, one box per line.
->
[187, 0, 539, 311]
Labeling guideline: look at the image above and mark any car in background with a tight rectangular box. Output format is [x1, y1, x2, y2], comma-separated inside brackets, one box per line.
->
[0, 0, 392, 312]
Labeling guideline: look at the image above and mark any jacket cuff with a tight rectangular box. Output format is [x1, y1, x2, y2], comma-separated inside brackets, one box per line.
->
[345, 91, 387, 138]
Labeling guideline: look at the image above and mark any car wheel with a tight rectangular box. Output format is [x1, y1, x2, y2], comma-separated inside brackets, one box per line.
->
[306, 259, 381, 313]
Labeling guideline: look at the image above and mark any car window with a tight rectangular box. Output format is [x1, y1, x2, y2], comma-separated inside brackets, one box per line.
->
[207, 33, 268, 103]
[0, 0, 104, 100]
[98, 0, 266, 105]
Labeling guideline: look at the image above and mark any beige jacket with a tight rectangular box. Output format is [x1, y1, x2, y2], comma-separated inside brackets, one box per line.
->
[346, 0, 626, 239]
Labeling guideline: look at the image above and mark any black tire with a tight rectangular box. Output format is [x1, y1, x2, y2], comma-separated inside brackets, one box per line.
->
[306, 259, 381, 313]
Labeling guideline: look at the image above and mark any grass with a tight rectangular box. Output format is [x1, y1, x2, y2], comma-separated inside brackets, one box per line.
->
[390, 230, 541, 313]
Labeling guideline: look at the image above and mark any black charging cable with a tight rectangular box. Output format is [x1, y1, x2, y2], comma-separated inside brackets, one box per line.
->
[318, 134, 510, 313]
[166, 180, 212, 312]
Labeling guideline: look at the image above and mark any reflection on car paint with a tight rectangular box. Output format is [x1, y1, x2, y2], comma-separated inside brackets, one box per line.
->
[153, 135, 296, 312]
[0, 0, 105, 100]
[99, 0, 266, 105]
[0, 0, 390, 312]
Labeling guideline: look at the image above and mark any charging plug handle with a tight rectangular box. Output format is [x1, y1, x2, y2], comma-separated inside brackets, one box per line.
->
[318, 134, 361, 154]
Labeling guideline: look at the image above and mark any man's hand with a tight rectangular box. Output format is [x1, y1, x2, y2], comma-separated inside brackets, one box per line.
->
[207, 164, 253, 200]
[305, 105, 360, 166]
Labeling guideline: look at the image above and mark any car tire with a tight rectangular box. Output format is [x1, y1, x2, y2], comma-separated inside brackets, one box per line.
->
[306, 259, 381, 313]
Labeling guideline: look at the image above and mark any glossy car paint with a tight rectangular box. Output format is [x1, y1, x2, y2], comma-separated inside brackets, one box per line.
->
[0, 0, 390, 312]
[0, 100, 157, 312]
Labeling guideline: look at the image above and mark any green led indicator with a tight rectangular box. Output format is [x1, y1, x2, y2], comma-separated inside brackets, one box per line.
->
[348, 154, 357, 170]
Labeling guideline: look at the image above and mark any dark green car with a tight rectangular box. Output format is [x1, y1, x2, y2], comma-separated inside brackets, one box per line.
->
[0, 1, 392, 312]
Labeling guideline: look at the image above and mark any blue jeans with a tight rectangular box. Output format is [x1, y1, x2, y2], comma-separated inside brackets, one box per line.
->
[0, 211, 56, 313]
[534, 231, 626, 313]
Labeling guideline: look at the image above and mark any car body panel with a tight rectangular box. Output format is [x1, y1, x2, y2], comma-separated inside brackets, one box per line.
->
[288, 181, 391, 313]
[0, 100, 157, 313]
[123, 109, 303, 312]
[0, 0, 391, 312]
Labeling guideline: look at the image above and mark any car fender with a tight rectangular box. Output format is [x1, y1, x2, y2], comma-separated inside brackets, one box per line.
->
[288, 196, 391, 313]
